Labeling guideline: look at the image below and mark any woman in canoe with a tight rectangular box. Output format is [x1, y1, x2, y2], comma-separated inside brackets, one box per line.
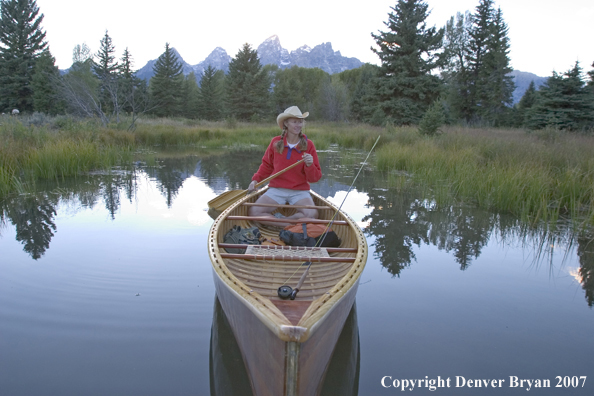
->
[247, 106, 322, 226]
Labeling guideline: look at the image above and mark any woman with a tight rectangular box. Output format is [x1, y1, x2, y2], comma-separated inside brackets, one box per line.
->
[247, 106, 322, 227]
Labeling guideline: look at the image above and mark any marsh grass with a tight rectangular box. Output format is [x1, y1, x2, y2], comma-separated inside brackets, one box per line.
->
[376, 126, 594, 226]
[29, 140, 126, 179]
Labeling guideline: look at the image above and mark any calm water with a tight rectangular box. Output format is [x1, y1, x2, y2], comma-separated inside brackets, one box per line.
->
[1, 149, 593, 396]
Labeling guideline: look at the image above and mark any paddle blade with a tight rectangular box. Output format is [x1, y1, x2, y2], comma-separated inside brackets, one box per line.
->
[207, 189, 248, 212]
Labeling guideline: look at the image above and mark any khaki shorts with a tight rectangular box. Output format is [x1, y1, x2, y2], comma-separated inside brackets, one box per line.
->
[263, 188, 312, 205]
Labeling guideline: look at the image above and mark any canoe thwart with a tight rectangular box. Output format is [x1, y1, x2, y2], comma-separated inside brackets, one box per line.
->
[225, 216, 348, 225]
[219, 253, 356, 263]
[242, 203, 332, 210]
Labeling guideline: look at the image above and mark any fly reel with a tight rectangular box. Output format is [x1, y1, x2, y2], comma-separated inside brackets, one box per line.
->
[277, 285, 299, 300]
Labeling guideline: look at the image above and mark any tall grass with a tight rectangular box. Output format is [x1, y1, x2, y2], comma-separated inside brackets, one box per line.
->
[376, 126, 594, 226]
[0, 115, 131, 195]
[29, 140, 125, 179]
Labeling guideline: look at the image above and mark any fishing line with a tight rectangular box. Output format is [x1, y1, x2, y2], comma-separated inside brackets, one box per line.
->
[277, 135, 381, 299]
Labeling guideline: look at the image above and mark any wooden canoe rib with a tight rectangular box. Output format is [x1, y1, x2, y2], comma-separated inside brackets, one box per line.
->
[208, 187, 368, 396]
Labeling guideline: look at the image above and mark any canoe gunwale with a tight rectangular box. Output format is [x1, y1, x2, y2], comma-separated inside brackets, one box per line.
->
[208, 186, 367, 343]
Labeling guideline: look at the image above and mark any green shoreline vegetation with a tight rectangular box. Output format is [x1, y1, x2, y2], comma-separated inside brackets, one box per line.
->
[1, 115, 593, 228]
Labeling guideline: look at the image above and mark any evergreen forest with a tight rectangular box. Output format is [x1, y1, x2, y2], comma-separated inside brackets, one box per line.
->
[1, 0, 593, 132]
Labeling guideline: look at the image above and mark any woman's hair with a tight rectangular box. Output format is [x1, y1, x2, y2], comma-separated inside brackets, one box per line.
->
[274, 121, 308, 154]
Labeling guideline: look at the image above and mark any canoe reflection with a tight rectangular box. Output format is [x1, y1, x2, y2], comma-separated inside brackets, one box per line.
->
[209, 296, 360, 396]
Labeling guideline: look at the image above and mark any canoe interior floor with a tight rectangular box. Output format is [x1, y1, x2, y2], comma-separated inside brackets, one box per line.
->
[271, 299, 312, 326]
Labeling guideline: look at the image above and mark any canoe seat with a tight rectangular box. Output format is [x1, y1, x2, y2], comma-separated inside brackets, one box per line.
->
[245, 245, 329, 258]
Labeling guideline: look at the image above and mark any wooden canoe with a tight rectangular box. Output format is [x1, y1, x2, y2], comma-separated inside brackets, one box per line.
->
[208, 187, 368, 396]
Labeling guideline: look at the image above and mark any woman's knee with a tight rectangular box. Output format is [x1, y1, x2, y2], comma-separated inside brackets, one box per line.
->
[301, 208, 318, 218]
[248, 206, 258, 217]
[249, 196, 278, 216]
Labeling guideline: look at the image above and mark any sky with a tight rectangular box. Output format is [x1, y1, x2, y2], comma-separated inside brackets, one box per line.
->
[35, 0, 594, 78]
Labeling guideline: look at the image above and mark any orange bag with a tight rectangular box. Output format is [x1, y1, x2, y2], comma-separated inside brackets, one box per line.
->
[279, 223, 341, 247]
[282, 223, 332, 238]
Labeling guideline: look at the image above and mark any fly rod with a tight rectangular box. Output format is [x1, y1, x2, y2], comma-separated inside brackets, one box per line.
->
[277, 135, 381, 300]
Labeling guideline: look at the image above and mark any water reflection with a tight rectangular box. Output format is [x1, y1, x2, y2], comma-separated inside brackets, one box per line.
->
[1, 149, 593, 307]
[362, 187, 496, 273]
[0, 169, 138, 258]
[209, 296, 360, 396]
[0, 193, 57, 260]
[577, 236, 594, 306]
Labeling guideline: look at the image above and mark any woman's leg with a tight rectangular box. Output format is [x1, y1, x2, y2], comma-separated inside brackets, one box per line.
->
[248, 195, 278, 217]
[248, 190, 318, 227]
[286, 196, 318, 220]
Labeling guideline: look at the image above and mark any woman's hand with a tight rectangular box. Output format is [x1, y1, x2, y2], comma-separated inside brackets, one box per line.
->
[302, 153, 313, 167]
[248, 180, 258, 192]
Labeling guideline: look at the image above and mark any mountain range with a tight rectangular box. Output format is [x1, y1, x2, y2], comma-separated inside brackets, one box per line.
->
[131, 35, 546, 104]
[135, 35, 363, 82]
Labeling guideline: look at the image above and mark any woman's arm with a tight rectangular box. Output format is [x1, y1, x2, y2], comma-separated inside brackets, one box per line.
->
[303, 141, 322, 183]
[251, 139, 276, 183]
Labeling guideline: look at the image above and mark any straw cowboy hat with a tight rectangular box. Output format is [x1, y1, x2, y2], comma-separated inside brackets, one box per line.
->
[276, 106, 309, 129]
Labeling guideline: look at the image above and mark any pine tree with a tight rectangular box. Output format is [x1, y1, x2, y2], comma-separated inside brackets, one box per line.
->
[369, 0, 444, 125]
[93, 30, 119, 78]
[119, 47, 150, 123]
[467, 1, 494, 104]
[526, 62, 594, 131]
[150, 43, 183, 117]
[418, 100, 445, 136]
[92, 30, 121, 118]
[0, 0, 47, 112]
[120, 48, 133, 79]
[198, 65, 225, 120]
[120, 47, 134, 113]
[226, 43, 271, 121]
[347, 64, 379, 122]
[181, 72, 199, 119]
[31, 48, 62, 114]
[442, 11, 472, 121]
[513, 80, 537, 127]
[443, 1, 514, 125]
[478, 7, 514, 125]
[513, 80, 536, 127]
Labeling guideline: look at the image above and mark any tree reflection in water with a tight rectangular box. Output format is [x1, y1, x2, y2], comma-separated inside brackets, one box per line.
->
[0, 169, 139, 259]
[362, 186, 497, 274]
[577, 236, 594, 306]
[1, 193, 57, 260]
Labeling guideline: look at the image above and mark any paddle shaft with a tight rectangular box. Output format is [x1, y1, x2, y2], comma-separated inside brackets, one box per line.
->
[208, 159, 305, 211]
[253, 158, 305, 189]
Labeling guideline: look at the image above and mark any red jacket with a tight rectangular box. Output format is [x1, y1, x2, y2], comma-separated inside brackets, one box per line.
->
[252, 135, 322, 190]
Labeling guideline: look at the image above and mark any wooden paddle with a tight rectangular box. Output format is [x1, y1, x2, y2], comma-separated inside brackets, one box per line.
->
[207, 159, 305, 212]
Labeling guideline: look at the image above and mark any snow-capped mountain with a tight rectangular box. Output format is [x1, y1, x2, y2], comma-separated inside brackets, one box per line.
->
[192, 47, 232, 78]
[256, 35, 363, 74]
[257, 36, 291, 67]
[135, 35, 364, 82]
